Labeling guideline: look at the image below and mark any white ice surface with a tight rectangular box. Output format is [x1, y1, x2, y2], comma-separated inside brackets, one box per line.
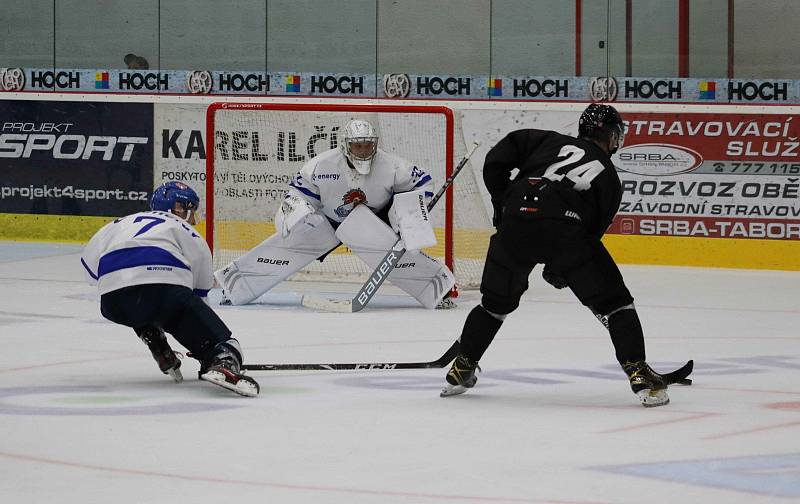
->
[1, 240, 799, 503]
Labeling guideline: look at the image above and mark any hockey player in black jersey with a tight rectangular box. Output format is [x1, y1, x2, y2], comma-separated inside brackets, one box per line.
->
[441, 103, 685, 407]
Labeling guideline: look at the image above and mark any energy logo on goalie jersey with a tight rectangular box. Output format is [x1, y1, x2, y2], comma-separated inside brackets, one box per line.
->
[335, 188, 367, 218]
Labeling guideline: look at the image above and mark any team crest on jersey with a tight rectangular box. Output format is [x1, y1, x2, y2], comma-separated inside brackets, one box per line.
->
[335, 189, 367, 218]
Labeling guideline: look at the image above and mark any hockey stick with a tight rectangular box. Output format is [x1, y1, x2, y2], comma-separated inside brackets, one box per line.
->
[593, 312, 693, 385]
[242, 340, 460, 371]
[660, 360, 693, 386]
[302, 141, 481, 313]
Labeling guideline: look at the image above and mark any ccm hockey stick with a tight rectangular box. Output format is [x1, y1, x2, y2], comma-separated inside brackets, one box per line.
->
[593, 312, 693, 385]
[660, 360, 693, 386]
[302, 141, 481, 313]
[242, 340, 460, 371]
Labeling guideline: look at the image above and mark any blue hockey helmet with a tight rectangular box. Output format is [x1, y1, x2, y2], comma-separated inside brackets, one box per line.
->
[150, 181, 200, 213]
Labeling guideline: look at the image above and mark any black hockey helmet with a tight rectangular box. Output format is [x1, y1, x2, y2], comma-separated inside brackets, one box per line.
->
[578, 103, 625, 154]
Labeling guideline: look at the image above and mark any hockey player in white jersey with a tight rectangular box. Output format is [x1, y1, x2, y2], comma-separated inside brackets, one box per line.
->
[81, 181, 259, 397]
[215, 119, 456, 309]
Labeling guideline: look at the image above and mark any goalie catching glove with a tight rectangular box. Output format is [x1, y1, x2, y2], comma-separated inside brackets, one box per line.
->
[275, 192, 317, 238]
[388, 189, 437, 252]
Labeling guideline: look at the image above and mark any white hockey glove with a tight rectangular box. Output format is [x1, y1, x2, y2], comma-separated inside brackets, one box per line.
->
[388, 189, 437, 252]
[275, 193, 316, 238]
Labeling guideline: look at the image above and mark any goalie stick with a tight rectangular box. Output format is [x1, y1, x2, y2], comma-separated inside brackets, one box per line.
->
[242, 340, 459, 371]
[593, 312, 693, 385]
[302, 141, 481, 313]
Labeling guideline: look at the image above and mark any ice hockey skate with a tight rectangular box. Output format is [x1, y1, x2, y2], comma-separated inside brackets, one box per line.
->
[137, 327, 183, 383]
[623, 360, 669, 407]
[440, 353, 480, 397]
[199, 342, 260, 397]
[435, 291, 457, 310]
[214, 265, 236, 305]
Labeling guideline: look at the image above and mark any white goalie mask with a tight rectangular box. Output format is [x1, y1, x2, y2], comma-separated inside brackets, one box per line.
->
[341, 119, 378, 175]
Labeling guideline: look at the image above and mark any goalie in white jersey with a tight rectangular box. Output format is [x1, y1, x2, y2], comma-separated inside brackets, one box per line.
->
[215, 119, 456, 309]
[81, 181, 259, 397]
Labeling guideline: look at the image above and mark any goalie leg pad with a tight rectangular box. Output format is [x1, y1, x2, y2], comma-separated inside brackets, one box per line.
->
[215, 216, 340, 305]
[392, 254, 455, 309]
[336, 203, 397, 251]
[336, 205, 455, 309]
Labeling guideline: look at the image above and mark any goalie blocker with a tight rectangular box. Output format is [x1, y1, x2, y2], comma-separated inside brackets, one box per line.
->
[388, 189, 437, 252]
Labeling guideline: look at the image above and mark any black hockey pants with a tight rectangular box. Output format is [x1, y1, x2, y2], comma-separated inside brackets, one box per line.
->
[474, 217, 646, 364]
[479, 216, 634, 317]
[101, 284, 232, 361]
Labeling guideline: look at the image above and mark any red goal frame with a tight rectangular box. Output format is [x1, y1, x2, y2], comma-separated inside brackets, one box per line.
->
[205, 102, 456, 273]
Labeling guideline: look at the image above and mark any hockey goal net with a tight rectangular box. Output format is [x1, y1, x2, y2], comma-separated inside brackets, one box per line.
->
[205, 102, 491, 288]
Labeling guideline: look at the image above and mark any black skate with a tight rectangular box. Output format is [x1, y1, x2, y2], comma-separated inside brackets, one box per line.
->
[200, 354, 261, 397]
[623, 360, 669, 407]
[137, 327, 183, 383]
[440, 353, 480, 397]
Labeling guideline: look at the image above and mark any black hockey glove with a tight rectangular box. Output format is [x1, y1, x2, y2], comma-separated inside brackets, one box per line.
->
[491, 199, 503, 228]
[542, 265, 568, 289]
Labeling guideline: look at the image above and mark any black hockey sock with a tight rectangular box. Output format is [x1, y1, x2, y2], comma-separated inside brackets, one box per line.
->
[459, 305, 504, 362]
[607, 308, 646, 365]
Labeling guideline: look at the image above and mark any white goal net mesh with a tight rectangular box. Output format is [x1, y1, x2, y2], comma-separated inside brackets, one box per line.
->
[206, 103, 491, 288]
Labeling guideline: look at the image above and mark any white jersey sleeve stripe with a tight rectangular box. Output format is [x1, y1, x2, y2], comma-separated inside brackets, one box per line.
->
[290, 183, 321, 200]
[289, 175, 321, 200]
[98, 246, 190, 278]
